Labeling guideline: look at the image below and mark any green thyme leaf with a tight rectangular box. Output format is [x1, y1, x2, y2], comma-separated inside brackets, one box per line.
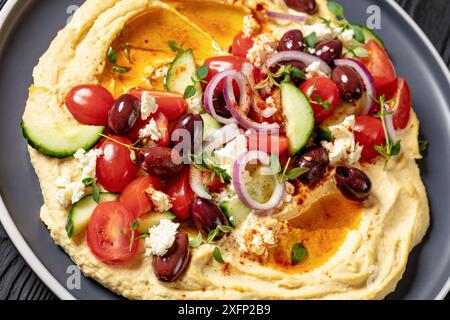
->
[207, 228, 220, 243]
[108, 46, 117, 64]
[270, 153, 282, 175]
[129, 219, 140, 252]
[196, 65, 209, 80]
[168, 40, 182, 53]
[213, 247, 225, 264]
[290, 66, 306, 80]
[305, 32, 317, 48]
[218, 225, 234, 233]
[189, 232, 203, 248]
[112, 66, 129, 74]
[353, 47, 369, 58]
[82, 177, 96, 187]
[92, 185, 101, 204]
[419, 140, 429, 155]
[351, 25, 365, 43]
[322, 101, 333, 110]
[327, 1, 345, 19]
[285, 167, 310, 181]
[390, 140, 402, 156]
[291, 243, 308, 265]
[183, 85, 197, 99]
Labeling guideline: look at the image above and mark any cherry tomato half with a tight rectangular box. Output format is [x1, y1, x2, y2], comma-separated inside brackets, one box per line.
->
[87, 201, 138, 264]
[391, 78, 412, 130]
[299, 77, 340, 123]
[354, 115, 385, 161]
[359, 40, 397, 91]
[126, 111, 170, 147]
[165, 167, 195, 221]
[119, 175, 164, 218]
[231, 32, 255, 58]
[128, 88, 187, 121]
[246, 132, 290, 156]
[96, 136, 139, 193]
[65, 85, 115, 126]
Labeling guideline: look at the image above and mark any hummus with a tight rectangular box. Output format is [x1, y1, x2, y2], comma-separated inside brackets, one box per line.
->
[22, 0, 429, 299]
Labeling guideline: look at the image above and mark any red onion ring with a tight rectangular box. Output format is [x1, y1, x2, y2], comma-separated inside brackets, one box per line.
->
[233, 151, 285, 211]
[203, 123, 242, 153]
[223, 71, 281, 133]
[266, 51, 332, 76]
[204, 70, 239, 125]
[266, 10, 308, 23]
[189, 166, 212, 200]
[334, 59, 377, 116]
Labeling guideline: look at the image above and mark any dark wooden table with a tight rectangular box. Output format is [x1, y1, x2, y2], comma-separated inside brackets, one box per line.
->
[0, 0, 449, 300]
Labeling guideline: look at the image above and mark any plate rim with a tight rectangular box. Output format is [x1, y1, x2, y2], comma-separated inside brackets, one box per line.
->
[0, 0, 448, 300]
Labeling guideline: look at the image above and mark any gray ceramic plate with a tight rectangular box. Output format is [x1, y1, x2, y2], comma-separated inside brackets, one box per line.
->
[0, 0, 449, 300]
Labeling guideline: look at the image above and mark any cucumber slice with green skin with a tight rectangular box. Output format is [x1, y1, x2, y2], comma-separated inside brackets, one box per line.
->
[22, 121, 104, 158]
[220, 197, 251, 228]
[357, 25, 385, 49]
[66, 193, 118, 238]
[138, 212, 176, 233]
[201, 113, 222, 139]
[280, 82, 314, 155]
[166, 49, 199, 95]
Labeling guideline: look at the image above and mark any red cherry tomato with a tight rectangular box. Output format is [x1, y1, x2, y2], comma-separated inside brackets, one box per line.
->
[246, 132, 290, 155]
[96, 136, 139, 192]
[65, 85, 115, 126]
[87, 202, 138, 264]
[391, 78, 412, 130]
[359, 40, 397, 91]
[128, 88, 187, 121]
[165, 167, 195, 221]
[126, 111, 170, 147]
[299, 77, 340, 123]
[354, 115, 385, 161]
[201, 171, 226, 194]
[119, 175, 164, 218]
[231, 32, 254, 58]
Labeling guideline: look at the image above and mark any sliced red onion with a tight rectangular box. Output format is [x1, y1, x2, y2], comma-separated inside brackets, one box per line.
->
[266, 10, 308, 23]
[241, 61, 254, 78]
[384, 107, 398, 143]
[189, 166, 212, 200]
[334, 59, 377, 116]
[203, 123, 242, 153]
[266, 51, 332, 76]
[233, 151, 285, 211]
[223, 72, 281, 133]
[204, 70, 238, 125]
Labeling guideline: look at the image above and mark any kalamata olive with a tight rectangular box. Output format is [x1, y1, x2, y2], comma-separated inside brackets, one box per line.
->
[139, 146, 184, 177]
[191, 198, 229, 236]
[314, 40, 343, 65]
[284, 0, 317, 14]
[171, 113, 204, 154]
[297, 146, 329, 185]
[153, 233, 190, 282]
[278, 29, 304, 52]
[331, 66, 363, 102]
[213, 92, 232, 119]
[334, 166, 372, 201]
[108, 94, 141, 135]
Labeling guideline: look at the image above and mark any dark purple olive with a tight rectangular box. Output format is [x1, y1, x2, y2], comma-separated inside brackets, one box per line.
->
[191, 198, 229, 236]
[278, 29, 304, 52]
[171, 113, 204, 153]
[331, 66, 363, 102]
[297, 146, 329, 185]
[139, 146, 184, 177]
[314, 40, 343, 65]
[153, 233, 190, 282]
[284, 0, 317, 14]
[334, 166, 372, 201]
[213, 91, 232, 119]
[108, 94, 140, 135]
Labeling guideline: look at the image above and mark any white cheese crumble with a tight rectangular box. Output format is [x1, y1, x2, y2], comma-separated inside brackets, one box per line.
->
[321, 116, 363, 165]
[261, 97, 277, 118]
[141, 91, 159, 121]
[340, 29, 354, 43]
[303, 23, 342, 42]
[73, 148, 103, 179]
[146, 187, 173, 213]
[242, 14, 260, 38]
[145, 219, 179, 257]
[55, 181, 85, 207]
[139, 118, 161, 141]
[213, 134, 248, 176]
[305, 61, 327, 79]
[186, 97, 203, 114]
[246, 33, 278, 67]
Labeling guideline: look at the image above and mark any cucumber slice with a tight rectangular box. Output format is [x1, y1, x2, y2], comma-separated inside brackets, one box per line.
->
[22, 121, 104, 158]
[166, 49, 199, 95]
[66, 193, 118, 238]
[360, 26, 385, 49]
[220, 197, 251, 228]
[138, 212, 176, 233]
[201, 113, 222, 139]
[280, 83, 314, 155]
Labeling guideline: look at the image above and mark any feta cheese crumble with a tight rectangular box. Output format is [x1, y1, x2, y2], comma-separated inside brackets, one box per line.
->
[141, 91, 159, 121]
[55, 181, 85, 207]
[303, 23, 342, 42]
[213, 134, 248, 176]
[145, 219, 179, 257]
[321, 116, 363, 165]
[261, 97, 277, 118]
[187, 97, 203, 114]
[246, 33, 278, 67]
[139, 118, 161, 141]
[74, 148, 103, 179]
[306, 61, 327, 79]
[146, 187, 173, 213]
[242, 14, 260, 38]
[340, 29, 354, 43]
